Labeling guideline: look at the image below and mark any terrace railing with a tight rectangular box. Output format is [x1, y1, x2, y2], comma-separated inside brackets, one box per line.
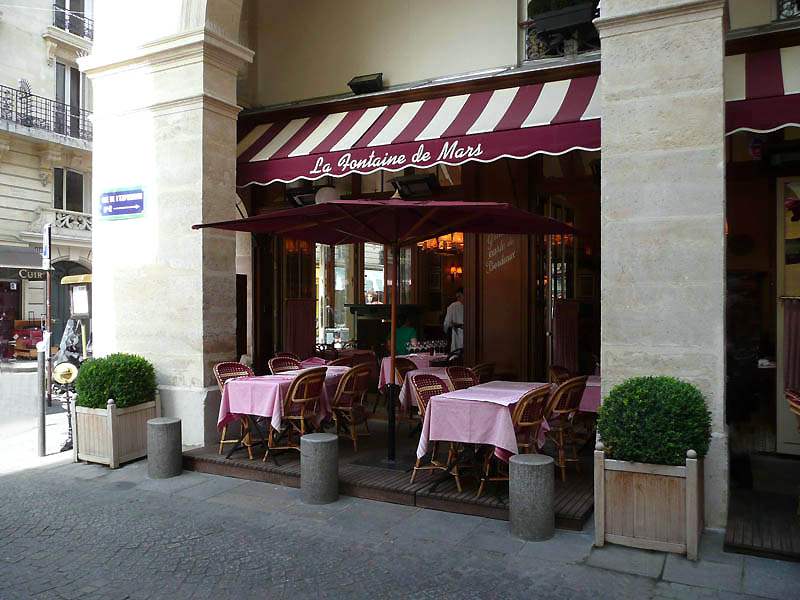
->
[0, 85, 92, 142]
[52, 4, 94, 41]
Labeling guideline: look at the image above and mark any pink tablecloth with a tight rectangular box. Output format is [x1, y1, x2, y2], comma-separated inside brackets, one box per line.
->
[218, 366, 349, 431]
[579, 375, 601, 413]
[300, 357, 328, 368]
[379, 354, 448, 388]
[416, 381, 550, 459]
[399, 367, 454, 410]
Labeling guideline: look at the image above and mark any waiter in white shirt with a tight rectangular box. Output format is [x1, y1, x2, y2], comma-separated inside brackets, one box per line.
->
[443, 288, 464, 352]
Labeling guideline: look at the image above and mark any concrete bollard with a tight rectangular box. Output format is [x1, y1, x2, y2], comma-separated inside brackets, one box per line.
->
[300, 433, 338, 504]
[510, 454, 554, 541]
[147, 417, 182, 479]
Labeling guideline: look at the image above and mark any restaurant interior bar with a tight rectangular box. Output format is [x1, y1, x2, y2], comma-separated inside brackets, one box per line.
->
[185, 70, 603, 527]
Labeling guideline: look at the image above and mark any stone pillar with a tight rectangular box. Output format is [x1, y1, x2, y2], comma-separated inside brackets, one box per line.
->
[595, 0, 727, 529]
[509, 454, 554, 541]
[147, 417, 183, 479]
[80, 2, 253, 446]
[300, 433, 339, 504]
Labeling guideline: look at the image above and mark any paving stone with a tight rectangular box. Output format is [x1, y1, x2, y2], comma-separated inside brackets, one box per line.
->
[173, 475, 248, 500]
[137, 471, 212, 494]
[699, 532, 744, 567]
[742, 555, 800, 600]
[662, 553, 743, 593]
[385, 506, 484, 544]
[586, 543, 666, 578]
[517, 530, 593, 564]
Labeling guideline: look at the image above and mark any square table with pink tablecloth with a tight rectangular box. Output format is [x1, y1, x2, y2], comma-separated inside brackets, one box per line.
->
[379, 353, 448, 388]
[579, 375, 601, 413]
[218, 366, 350, 432]
[416, 381, 551, 459]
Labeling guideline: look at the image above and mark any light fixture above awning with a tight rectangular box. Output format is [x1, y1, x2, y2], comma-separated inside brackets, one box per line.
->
[725, 45, 800, 135]
[237, 75, 601, 187]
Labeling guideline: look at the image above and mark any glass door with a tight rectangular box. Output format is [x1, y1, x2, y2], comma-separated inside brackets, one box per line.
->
[777, 178, 800, 455]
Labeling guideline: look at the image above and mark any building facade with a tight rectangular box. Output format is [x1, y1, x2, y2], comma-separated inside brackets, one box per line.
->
[82, 0, 800, 539]
[0, 1, 94, 351]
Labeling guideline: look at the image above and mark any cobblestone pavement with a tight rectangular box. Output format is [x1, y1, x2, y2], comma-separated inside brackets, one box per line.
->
[0, 458, 798, 600]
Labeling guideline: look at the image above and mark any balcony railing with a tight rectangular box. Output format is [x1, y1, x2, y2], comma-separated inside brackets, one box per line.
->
[0, 85, 92, 142]
[54, 209, 92, 232]
[53, 4, 94, 41]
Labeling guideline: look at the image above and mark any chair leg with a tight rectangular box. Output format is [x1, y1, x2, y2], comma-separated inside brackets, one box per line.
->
[351, 418, 358, 452]
[218, 425, 227, 454]
[263, 427, 274, 462]
[243, 419, 254, 461]
[410, 458, 422, 484]
[558, 430, 567, 482]
[477, 452, 492, 498]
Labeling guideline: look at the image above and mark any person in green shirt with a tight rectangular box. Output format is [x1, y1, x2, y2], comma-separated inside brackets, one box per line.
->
[393, 315, 418, 355]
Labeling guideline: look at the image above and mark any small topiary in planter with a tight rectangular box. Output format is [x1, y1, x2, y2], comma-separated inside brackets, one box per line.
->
[594, 376, 712, 559]
[75, 353, 156, 409]
[597, 376, 711, 465]
[73, 353, 160, 468]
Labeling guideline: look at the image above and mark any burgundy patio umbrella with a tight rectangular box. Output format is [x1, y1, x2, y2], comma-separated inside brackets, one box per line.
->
[193, 199, 574, 463]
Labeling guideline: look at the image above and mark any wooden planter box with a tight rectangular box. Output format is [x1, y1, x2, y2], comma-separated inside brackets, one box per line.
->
[594, 443, 703, 560]
[72, 395, 161, 469]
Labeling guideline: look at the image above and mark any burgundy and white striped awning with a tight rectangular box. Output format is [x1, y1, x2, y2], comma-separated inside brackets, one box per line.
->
[237, 75, 600, 186]
[725, 45, 800, 135]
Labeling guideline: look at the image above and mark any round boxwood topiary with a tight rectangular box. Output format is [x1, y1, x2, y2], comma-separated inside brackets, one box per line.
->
[597, 376, 711, 466]
[75, 353, 156, 409]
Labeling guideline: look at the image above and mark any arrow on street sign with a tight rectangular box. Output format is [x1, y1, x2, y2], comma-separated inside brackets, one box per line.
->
[100, 189, 145, 219]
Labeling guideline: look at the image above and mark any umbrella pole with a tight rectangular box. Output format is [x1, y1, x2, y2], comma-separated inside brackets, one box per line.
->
[387, 243, 400, 463]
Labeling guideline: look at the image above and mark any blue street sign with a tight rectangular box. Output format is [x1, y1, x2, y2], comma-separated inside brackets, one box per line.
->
[100, 189, 144, 219]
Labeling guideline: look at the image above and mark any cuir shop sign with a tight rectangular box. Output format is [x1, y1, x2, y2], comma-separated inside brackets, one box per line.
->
[18, 269, 46, 280]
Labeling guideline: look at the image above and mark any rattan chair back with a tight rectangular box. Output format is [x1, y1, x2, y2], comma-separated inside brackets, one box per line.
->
[446, 366, 479, 390]
[283, 367, 326, 417]
[547, 375, 588, 420]
[213, 362, 254, 393]
[548, 365, 572, 385]
[332, 364, 371, 408]
[268, 356, 301, 374]
[472, 362, 495, 383]
[409, 373, 448, 418]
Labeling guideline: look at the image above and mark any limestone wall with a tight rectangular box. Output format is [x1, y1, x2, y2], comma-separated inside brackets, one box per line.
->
[597, 0, 728, 529]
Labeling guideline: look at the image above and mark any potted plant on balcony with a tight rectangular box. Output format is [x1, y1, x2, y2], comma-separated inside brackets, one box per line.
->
[594, 376, 711, 560]
[72, 353, 160, 468]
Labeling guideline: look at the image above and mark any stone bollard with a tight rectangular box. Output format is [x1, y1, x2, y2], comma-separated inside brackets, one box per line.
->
[510, 454, 554, 541]
[147, 417, 182, 479]
[300, 433, 338, 504]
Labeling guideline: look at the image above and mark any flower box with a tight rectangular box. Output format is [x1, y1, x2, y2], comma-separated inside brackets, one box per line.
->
[594, 443, 703, 560]
[71, 394, 161, 469]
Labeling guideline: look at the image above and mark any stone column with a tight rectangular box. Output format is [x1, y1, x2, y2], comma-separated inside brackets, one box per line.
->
[80, 2, 253, 446]
[595, 0, 727, 529]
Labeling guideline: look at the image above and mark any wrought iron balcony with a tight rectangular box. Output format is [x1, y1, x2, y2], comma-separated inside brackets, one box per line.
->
[52, 4, 94, 41]
[0, 85, 92, 142]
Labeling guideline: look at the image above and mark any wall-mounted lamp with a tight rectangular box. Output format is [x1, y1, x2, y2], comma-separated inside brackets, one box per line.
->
[448, 265, 463, 279]
[348, 73, 383, 95]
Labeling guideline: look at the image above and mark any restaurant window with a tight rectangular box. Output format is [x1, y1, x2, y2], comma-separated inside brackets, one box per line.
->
[548, 200, 576, 301]
[53, 168, 85, 212]
[387, 247, 412, 305]
[316, 244, 355, 345]
[777, 0, 800, 20]
[364, 243, 385, 304]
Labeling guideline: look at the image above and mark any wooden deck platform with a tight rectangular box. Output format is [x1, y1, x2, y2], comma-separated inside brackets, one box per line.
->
[183, 428, 593, 530]
[725, 490, 800, 561]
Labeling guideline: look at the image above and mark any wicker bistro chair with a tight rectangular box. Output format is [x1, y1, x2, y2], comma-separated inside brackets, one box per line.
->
[545, 375, 588, 481]
[328, 356, 352, 367]
[263, 367, 327, 462]
[408, 373, 465, 492]
[331, 364, 372, 451]
[446, 366, 479, 390]
[547, 365, 572, 385]
[472, 362, 495, 384]
[268, 356, 301, 374]
[213, 362, 256, 459]
[477, 384, 552, 497]
[788, 389, 800, 515]
[275, 352, 301, 360]
[373, 356, 417, 413]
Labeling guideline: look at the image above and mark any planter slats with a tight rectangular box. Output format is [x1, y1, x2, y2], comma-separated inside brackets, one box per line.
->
[594, 445, 703, 560]
[73, 395, 161, 469]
